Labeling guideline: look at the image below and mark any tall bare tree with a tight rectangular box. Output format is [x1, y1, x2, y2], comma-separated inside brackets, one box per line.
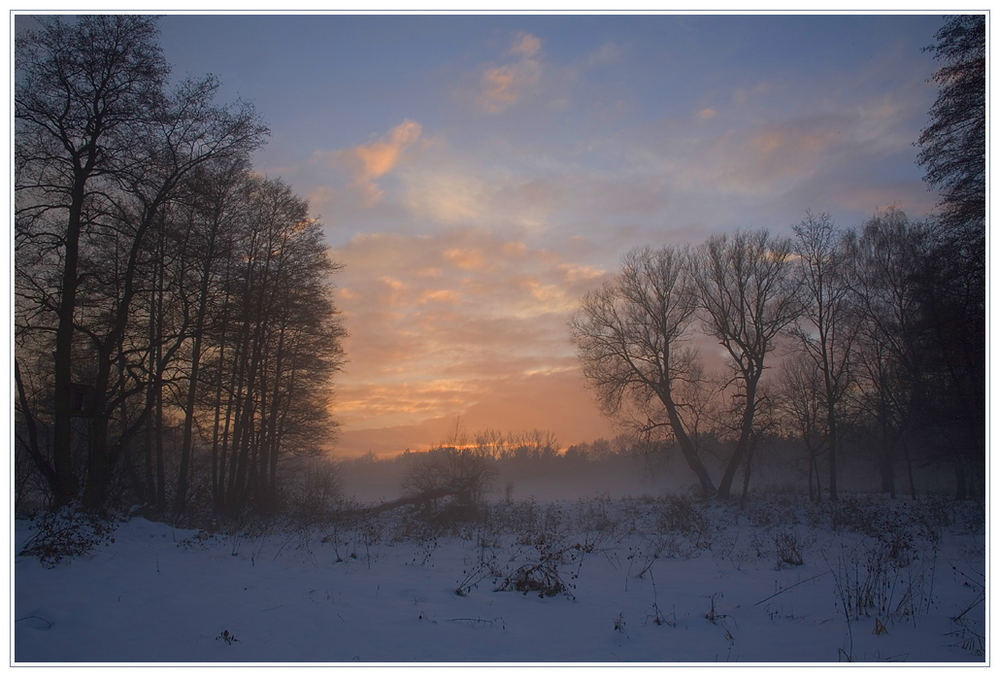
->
[778, 354, 825, 501]
[15, 16, 170, 505]
[571, 246, 716, 497]
[16, 16, 269, 512]
[790, 212, 857, 502]
[845, 209, 929, 498]
[694, 229, 800, 500]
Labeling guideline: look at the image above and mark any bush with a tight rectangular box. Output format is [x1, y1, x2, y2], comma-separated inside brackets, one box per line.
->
[774, 531, 804, 567]
[401, 448, 495, 509]
[655, 495, 711, 552]
[19, 506, 117, 568]
[828, 538, 936, 624]
[273, 456, 344, 524]
[496, 536, 593, 599]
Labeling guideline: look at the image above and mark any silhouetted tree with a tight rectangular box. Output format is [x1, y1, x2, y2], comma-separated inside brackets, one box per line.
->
[15, 15, 171, 506]
[790, 212, 857, 502]
[572, 246, 716, 497]
[845, 209, 929, 498]
[401, 448, 495, 509]
[910, 228, 985, 499]
[778, 355, 825, 501]
[913, 15, 985, 499]
[15, 16, 344, 518]
[694, 229, 801, 500]
[209, 176, 344, 516]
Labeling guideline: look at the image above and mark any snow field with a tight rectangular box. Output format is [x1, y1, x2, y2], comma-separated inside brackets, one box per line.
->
[14, 495, 985, 664]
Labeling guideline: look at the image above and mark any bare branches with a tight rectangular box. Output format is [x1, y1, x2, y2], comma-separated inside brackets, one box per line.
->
[692, 229, 800, 499]
[572, 246, 716, 497]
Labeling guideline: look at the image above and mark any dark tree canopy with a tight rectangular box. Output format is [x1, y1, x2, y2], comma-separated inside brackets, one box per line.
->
[916, 14, 986, 233]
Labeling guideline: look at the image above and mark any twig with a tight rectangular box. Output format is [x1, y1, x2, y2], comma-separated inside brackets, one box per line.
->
[952, 592, 985, 622]
[446, 617, 494, 623]
[753, 571, 829, 606]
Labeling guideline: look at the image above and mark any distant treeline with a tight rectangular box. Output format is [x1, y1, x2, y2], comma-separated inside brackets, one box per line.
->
[335, 423, 971, 508]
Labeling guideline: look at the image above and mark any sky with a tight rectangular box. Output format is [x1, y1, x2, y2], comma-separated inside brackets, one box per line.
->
[151, 13, 945, 457]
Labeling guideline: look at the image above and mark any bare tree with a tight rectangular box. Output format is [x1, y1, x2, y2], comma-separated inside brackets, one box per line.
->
[845, 208, 931, 499]
[694, 229, 800, 500]
[778, 354, 826, 501]
[13, 17, 354, 519]
[15, 16, 170, 506]
[207, 176, 344, 516]
[571, 246, 716, 497]
[790, 212, 857, 502]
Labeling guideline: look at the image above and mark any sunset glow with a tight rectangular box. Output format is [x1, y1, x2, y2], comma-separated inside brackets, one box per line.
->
[155, 14, 943, 457]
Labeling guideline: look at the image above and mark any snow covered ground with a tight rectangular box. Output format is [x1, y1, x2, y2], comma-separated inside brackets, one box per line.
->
[13, 495, 986, 665]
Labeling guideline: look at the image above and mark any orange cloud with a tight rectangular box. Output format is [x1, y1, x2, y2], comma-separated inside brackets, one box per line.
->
[477, 32, 542, 113]
[558, 263, 606, 283]
[480, 65, 521, 112]
[418, 289, 461, 305]
[667, 117, 853, 197]
[327, 120, 423, 205]
[697, 107, 718, 121]
[502, 241, 528, 257]
[443, 247, 487, 271]
[509, 31, 541, 57]
[329, 228, 613, 441]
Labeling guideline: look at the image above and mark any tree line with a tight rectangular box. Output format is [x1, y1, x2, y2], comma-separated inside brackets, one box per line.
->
[14, 16, 346, 518]
[571, 16, 984, 502]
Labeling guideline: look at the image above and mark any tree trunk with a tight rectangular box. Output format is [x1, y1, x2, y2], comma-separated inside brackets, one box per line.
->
[174, 216, 220, 517]
[659, 387, 716, 497]
[717, 376, 759, 500]
[51, 178, 88, 505]
[740, 441, 756, 508]
[14, 360, 57, 492]
[82, 349, 113, 512]
[826, 405, 839, 502]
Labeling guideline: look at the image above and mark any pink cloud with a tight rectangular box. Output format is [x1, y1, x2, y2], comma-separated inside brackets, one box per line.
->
[322, 120, 423, 206]
[476, 32, 543, 113]
[509, 31, 542, 57]
[443, 247, 487, 271]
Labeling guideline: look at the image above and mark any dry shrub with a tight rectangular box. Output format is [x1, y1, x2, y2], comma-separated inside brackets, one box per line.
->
[774, 531, 804, 567]
[20, 506, 117, 568]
